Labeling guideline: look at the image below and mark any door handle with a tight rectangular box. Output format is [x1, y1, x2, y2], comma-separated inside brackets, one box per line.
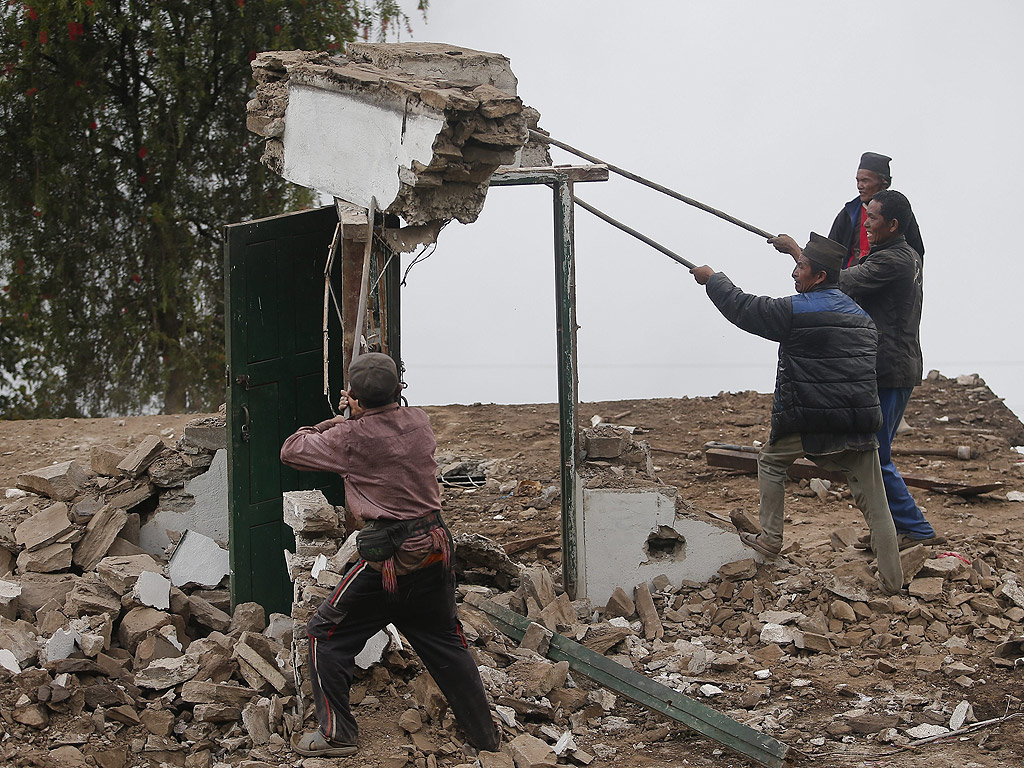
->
[240, 404, 251, 443]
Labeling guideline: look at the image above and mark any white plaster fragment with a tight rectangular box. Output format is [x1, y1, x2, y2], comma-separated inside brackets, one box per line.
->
[134, 570, 171, 610]
[168, 529, 229, 588]
[310, 554, 329, 580]
[759, 623, 796, 645]
[355, 628, 391, 670]
[44, 627, 81, 663]
[0, 648, 20, 674]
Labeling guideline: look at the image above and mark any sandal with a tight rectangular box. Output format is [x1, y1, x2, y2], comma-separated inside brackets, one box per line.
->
[291, 730, 358, 757]
[740, 532, 781, 557]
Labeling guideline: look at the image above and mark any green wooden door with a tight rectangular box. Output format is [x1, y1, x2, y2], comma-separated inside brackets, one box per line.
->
[224, 205, 345, 615]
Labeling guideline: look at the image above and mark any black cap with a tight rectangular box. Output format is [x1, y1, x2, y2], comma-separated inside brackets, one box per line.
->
[348, 353, 399, 404]
[859, 152, 892, 178]
[803, 232, 845, 274]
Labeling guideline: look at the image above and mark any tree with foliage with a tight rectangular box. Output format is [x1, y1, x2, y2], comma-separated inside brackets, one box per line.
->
[0, 0, 421, 417]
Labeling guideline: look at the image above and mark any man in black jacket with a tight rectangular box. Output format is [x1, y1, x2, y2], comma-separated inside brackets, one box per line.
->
[829, 152, 924, 268]
[691, 234, 903, 594]
[772, 192, 944, 551]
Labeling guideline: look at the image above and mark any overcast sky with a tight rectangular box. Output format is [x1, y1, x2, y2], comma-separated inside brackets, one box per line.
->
[390, 1, 1024, 423]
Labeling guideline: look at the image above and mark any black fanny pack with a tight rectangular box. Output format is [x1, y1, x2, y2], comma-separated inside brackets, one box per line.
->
[356, 511, 443, 562]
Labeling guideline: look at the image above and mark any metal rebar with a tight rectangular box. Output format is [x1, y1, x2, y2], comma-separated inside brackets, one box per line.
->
[531, 130, 774, 240]
[572, 194, 697, 270]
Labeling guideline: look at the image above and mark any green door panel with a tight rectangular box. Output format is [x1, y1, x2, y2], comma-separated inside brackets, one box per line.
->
[225, 206, 345, 616]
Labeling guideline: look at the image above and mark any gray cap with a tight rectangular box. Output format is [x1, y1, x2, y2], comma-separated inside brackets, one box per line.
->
[348, 353, 399, 404]
[803, 232, 846, 274]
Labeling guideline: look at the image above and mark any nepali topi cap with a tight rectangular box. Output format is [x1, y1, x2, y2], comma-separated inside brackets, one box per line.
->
[858, 151, 892, 178]
[803, 232, 846, 274]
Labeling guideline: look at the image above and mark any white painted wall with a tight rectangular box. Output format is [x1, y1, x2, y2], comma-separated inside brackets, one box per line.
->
[282, 85, 445, 207]
[576, 486, 751, 606]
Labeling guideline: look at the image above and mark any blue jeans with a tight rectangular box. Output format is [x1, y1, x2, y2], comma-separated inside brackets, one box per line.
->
[877, 387, 936, 539]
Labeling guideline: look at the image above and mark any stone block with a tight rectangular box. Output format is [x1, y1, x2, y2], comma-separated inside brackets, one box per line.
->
[282, 490, 338, 534]
[135, 655, 200, 690]
[581, 623, 632, 654]
[181, 680, 259, 708]
[14, 503, 74, 552]
[233, 631, 289, 693]
[188, 594, 231, 632]
[507, 656, 569, 697]
[97, 554, 163, 594]
[16, 461, 89, 501]
[73, 506, 128, 571]
[17, 541, 73, 573]
[0, 579, 21, 620]
[634, 581, 664, 640]
[230, 601, 266, 635]
[909, 577, 946, 601]
[520, 622, 553, 656]
[507, 733, 557, 768]
[719, 558, 758, 581]
[12, 573, 75, 619]
[116, 435, 166, 477]
[604, 586, 634, 619]
[241, 697, 272, 745]
[66, 575, 121, 618]
[537, 592, 576, 632]
[583, 428, 629, 459]
[182, 416, 227, 452]
[0, 616, 38, 666]
[118, 607, 173, 653]
[91, 446, 128, 477]
[134, 632, 183, 669]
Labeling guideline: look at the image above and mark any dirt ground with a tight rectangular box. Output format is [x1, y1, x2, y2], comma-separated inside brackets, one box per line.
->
[1, 371, 1023, 767]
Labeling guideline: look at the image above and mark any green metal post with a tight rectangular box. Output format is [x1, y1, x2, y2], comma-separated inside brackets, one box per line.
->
[552, 179, 579, 598]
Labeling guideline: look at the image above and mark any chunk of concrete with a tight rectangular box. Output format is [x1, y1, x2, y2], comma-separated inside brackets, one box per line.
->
[168, 530, 229, 589]
[282, 490, 338, 534]
[16, 461, 89, 501]
[135, 655, 200, 689]
[182, 415, 227, 452]
[43, 626, 81, 663]
[65, 575, 122, 618]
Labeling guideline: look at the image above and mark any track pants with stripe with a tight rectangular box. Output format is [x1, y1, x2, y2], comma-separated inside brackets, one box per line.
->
[306, 560, 500, 751]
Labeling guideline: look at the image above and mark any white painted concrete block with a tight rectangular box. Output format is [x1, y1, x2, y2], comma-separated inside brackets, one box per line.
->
[575, 485, 751, 606]
[168, 529, 230, 589]
[44, 627, 81, 663]
[0, 648, 21, 674]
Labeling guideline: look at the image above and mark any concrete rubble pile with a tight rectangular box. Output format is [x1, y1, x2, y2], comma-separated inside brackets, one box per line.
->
[246, 43, 550, 226]
[0, 414, 309, 768]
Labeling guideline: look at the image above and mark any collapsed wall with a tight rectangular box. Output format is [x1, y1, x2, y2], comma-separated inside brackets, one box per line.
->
[246, 43, 551, 226]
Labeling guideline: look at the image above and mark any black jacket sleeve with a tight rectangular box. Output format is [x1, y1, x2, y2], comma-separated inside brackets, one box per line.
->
[705, 272, 792, 343]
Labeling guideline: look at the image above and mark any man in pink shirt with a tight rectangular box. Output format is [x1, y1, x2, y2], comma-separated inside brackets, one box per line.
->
[281, 353, 499, 758]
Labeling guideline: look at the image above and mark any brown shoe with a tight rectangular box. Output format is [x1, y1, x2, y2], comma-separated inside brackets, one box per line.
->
[291, 731, 358, 758]
[740, 532, 781, 557]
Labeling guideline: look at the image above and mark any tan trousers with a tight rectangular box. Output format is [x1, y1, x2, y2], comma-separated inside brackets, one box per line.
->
[757, 433, 903, 593]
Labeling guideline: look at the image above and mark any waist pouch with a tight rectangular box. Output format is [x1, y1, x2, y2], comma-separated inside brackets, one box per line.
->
[356, 511, 443, 562]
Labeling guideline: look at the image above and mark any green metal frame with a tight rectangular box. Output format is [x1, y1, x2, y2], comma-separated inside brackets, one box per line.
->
[490, 166, 607, 598]
[466, 593, 792, 768]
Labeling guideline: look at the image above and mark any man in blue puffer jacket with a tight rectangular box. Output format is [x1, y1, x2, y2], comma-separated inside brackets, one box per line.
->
[691, 233, 903, 594]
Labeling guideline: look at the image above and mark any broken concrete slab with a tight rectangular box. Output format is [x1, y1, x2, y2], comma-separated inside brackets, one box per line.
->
[16, 461, 89, 501]
[0, 579, 21, 620]
[65, 575, 122, 618]
[168, 529, 229, 589]
[133, 570, 171, 610]
[182, 415, 227, 452]
[135, 654, 200, 690]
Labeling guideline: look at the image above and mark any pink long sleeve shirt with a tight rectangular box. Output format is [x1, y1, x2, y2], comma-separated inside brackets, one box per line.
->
[279, 403, 442, 527]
